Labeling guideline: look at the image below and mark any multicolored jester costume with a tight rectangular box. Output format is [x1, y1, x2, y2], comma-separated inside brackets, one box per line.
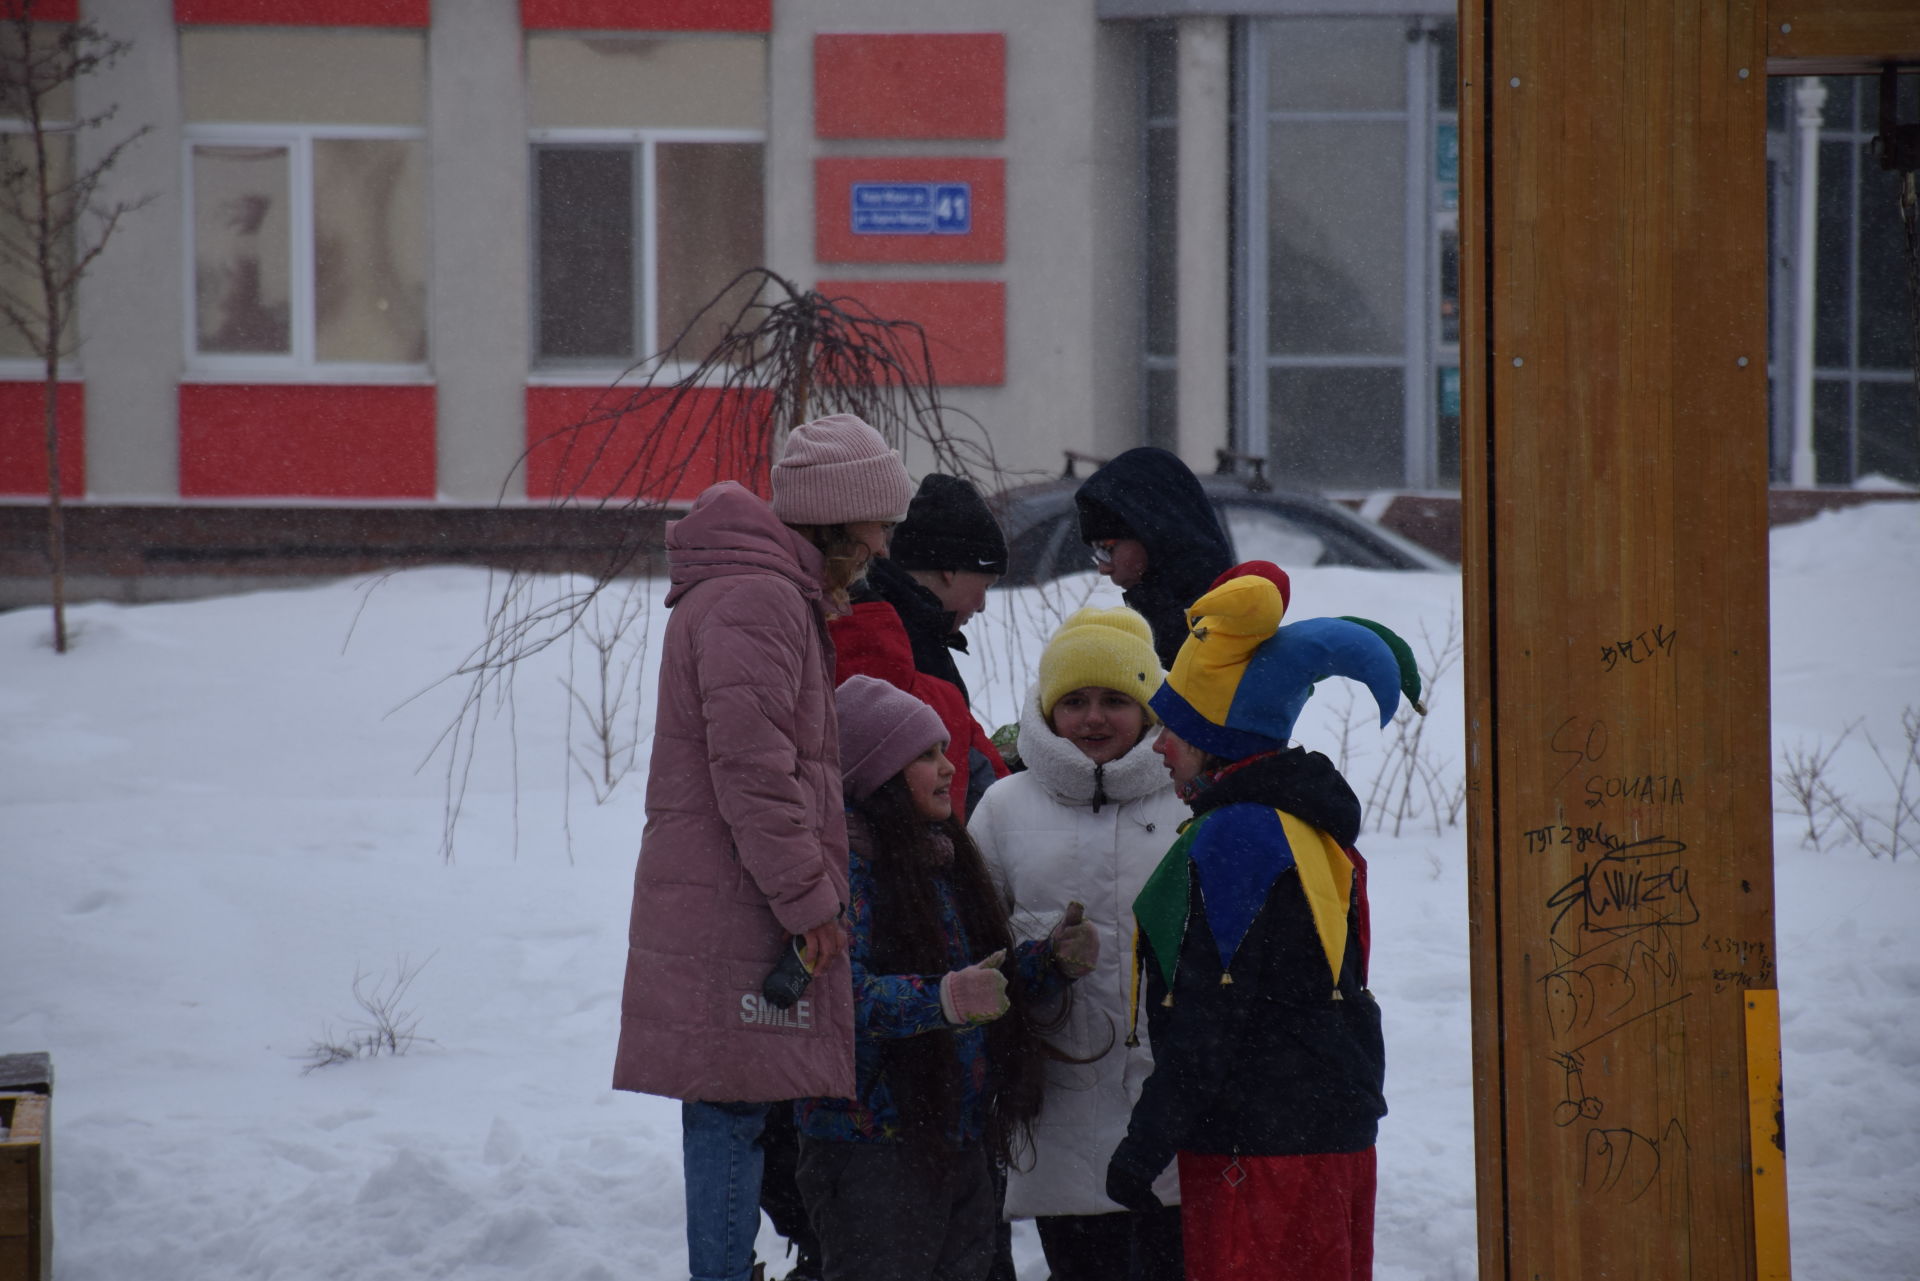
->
[1130, 562, 1419, 1031]
[1105, 560, 1421, 1280]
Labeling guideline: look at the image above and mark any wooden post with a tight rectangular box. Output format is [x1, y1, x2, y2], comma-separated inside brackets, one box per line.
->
[1458, 4, 1786, 1277]
[0, 1054, 52, 1281]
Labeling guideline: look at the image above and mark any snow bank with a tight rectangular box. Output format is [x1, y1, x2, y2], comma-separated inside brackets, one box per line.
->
[1, 502, 1914, 1278]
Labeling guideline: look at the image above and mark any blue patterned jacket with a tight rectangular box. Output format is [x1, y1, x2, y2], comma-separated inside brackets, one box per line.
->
[796, 820, 1060, 1144]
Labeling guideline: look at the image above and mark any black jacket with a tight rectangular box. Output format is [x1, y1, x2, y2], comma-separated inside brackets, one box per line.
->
[852, 558, 972, 703]
[1073, 447, 1234, 667]
[1112, 750, 1385, 1180]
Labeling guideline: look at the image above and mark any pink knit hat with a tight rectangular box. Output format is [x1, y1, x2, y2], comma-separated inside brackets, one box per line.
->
[836, 675, 948, 800]
[771, 414, 915, 526]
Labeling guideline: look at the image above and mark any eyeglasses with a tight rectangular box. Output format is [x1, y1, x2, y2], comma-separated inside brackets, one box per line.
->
[1089, 540, 1117, 568]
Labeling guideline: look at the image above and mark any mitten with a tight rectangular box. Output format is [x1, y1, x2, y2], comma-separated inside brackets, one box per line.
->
[939, 949, 1009, 1025]
[1049, 901, 1099, 979]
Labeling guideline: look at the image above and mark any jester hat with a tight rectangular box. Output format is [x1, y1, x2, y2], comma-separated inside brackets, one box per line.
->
[1147, 561, 1412, 760]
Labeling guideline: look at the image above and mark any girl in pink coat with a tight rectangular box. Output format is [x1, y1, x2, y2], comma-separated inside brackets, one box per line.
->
[612, 415, 913, 1281]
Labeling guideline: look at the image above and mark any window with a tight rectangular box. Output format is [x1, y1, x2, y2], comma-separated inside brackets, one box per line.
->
[1140, 22, 1179, 451]
[530, 135, 763, 367]
[528, 35, 766, 372]
[188, 128, 427, 371]
[1767, 74, 1920, 487]
[182, 29, 428, 379]
[0, 19, 76, 368]
[1230, 16, 1459, 492]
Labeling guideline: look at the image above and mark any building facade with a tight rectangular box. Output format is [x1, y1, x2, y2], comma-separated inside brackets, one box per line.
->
[0, 0, 1912, 558]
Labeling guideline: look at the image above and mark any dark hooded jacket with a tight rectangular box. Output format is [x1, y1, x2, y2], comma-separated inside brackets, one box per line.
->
[1110, 748, 1386, 1182]
[1074, 448, 1234, 667]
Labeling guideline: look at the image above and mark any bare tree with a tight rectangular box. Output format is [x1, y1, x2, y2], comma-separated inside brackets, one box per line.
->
[428, 269, 1007, 858]
[0, 2, 150, 652]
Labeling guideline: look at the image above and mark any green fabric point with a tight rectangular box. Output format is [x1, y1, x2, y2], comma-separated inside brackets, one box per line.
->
[1134, 824, 1199, 988]
[1338, 615, 1425, 713]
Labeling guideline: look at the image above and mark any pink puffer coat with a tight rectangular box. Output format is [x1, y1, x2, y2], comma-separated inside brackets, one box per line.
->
[612, 482, 855, 1102]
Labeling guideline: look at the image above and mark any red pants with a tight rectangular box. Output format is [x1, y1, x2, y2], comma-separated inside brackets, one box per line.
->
[1177, 1148, 1376, 1281]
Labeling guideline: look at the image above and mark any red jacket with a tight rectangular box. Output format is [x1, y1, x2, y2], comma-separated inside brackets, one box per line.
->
[830, 600, 1007, 823]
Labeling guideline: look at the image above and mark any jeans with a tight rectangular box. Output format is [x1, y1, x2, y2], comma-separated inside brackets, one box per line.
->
[682, 1100, 770, 1281]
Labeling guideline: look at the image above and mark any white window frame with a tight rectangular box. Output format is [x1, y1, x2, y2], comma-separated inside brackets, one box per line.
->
[526, 125, 765, 386]
[0, 117, 81, 382]
[182, 121, 430, 385]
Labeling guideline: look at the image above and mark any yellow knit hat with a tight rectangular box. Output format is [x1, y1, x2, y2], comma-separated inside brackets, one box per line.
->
[1036, 607, 1163, 722]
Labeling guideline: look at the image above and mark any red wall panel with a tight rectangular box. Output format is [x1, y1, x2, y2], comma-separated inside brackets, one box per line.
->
[815, 157, 1004, 264]
[814, 34, 1005, 140]
[520, 0, 769, 31]
[815, 280, 1005, 387]
[179, 384, 435, 499]
[525, 385, 773, 504]
[0, 382, 84, 498]
[174, 0, 429, 24]
[10, 1, 77, 21]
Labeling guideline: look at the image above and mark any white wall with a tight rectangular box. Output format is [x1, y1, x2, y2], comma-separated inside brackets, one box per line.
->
[428, 0, 529, 504]
[73, 0, 184, 499]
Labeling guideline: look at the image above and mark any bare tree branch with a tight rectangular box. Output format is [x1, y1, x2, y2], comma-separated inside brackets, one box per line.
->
[428, 268, 1008, 858]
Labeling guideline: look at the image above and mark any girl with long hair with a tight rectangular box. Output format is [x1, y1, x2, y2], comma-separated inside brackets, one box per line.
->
[795, 675, 1099, 1281]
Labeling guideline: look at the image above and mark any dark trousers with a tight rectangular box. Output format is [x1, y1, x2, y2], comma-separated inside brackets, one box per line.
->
[1034, 1206, 1186, 1281]
[758, 1106, 822, 1278]
[797, 1136, 999, 1281]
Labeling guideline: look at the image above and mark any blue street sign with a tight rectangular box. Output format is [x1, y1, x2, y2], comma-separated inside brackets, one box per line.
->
[851, 182, 972, 235]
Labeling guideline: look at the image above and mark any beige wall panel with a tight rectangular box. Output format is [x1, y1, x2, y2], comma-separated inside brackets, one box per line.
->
[528, 35, 766, 130]
[182, 30, 425, 125]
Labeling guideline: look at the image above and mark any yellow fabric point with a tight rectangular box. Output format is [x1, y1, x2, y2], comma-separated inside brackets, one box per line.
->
[1276, 811, 1354, 985]
[1219, 973, 1234, 986]
[1162, 993, 1175, 1007]
[1164, 576, 1288, 726]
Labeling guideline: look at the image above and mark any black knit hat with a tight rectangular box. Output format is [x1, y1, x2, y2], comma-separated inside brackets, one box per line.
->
[887, 474, 1009, 575]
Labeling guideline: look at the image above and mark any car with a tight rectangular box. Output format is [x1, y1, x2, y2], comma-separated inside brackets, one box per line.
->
[991, 463, 1454, 587]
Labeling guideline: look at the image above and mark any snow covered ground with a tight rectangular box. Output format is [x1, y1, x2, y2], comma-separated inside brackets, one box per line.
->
[2, 502, 1916, 1279]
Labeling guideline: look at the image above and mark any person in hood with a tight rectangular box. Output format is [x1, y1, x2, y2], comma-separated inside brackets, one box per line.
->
[968, 607, 1189, 1281]
[611, 414, 914, 1281]
[831, 473, 1011, 822]
[1106, 562, 1418, 1281]
[1073, 447, 1233, 668]
[795, 675, 1097, 1281]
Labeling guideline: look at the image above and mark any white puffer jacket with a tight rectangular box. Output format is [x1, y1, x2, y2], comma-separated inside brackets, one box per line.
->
[968, 687, 1188, 1217]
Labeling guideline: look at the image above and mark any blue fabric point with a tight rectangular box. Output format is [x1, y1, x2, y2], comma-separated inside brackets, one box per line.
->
[1189, 805, 1296, 972]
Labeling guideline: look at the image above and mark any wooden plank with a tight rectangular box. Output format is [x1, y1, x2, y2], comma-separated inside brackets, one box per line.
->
[1460, 2, 1786, 1277]
[1454, 8, 1509, 1278]
[1769, 1, 1920, 66]
[0, 1097, 49, 1281]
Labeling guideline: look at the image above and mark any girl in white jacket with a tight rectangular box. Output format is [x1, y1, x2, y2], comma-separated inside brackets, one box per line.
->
[969, 606, 1189, 1281]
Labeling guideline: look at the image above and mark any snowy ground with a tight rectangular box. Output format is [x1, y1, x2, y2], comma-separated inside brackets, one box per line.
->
[2, 502, 1916, 1279]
